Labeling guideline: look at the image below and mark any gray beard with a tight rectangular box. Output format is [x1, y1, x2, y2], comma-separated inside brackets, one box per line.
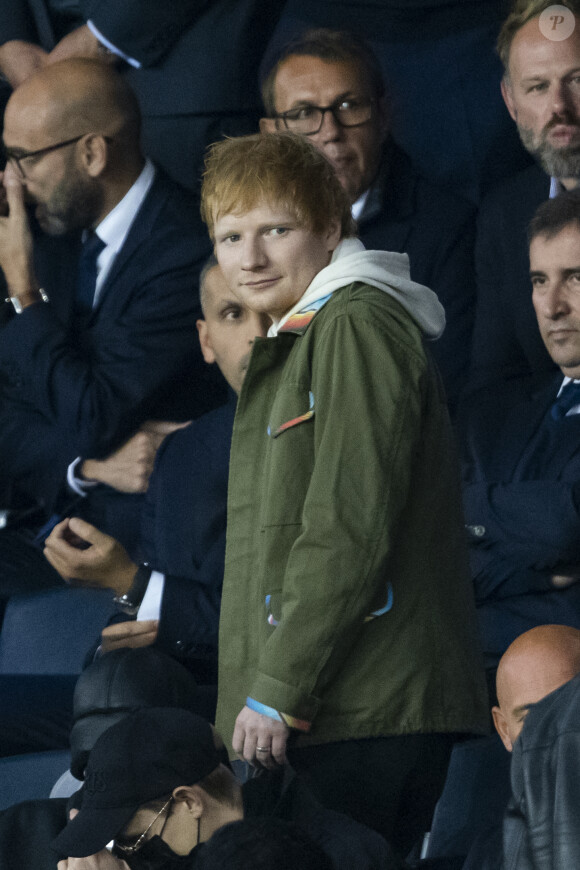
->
[518, 124, 580, 180]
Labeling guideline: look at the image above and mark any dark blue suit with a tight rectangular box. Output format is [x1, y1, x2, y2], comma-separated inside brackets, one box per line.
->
[0, 168, 224, 599]
[462, 374, 580, 668]
[139, 393, 235, 682]
[0, 168, 218, 519]
[0, 394, 234, 754]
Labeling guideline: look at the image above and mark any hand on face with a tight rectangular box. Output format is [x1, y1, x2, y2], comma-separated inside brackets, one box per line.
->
[0, 161, 37, 295]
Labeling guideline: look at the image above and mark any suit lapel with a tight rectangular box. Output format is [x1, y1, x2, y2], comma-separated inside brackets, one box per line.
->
[90, 171, 170, 316]
[494, 375, 580, 480]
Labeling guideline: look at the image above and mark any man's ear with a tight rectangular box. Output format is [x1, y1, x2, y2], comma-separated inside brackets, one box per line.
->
[80, 133, 108, 178]
[501, 76, 517, 122]
[173, 786, 205, 819]
[492, 705, 513, 752]
[259, 117, 278, 134]
[325, 219, 342, 254]
[196, 319, 216, 365]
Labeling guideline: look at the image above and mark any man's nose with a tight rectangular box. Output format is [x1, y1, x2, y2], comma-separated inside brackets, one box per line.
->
[550, 80, 575, 118]
[315, 108, 344, 142]
[241, 236, 267, 270]
[540, 283, 570, 319]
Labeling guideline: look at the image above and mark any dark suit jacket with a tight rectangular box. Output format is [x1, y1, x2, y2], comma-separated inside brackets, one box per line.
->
[136, 393, 235, 681]
[471, 163, 558, 391]
[358, 142, 477, 408]
[462, 374, 580, 667]
[0, 168, 218, 520]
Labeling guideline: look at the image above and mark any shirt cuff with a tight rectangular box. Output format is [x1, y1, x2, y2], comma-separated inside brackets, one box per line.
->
[137, 570, 165, 621]
[67, 458, 96, 496]
[86, 20, 141, 68]
[246, 696, 311, 732]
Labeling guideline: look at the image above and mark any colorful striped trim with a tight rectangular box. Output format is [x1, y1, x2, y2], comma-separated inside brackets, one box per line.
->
[277, 293, 334, 335]
[246, 697, 312, 732]
[267, 391, 314, 439]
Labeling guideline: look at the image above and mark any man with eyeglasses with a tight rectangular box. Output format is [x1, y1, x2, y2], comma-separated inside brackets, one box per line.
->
[260, 28, 477, 411]
[50, 708, 398, 870]
[0, 57, 219, 600]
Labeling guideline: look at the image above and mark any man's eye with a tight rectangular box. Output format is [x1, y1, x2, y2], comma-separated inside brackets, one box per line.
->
[336, 99, 359, 111]
[223, 307, 242, 320]
[289, 107, 315, 121]
[267, 227, 289, 236]
[527, 82, 547, 93]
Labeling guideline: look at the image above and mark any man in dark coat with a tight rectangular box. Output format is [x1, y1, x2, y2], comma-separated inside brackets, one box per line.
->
[464, 192, 580, 674]
[0, 58, 220, 596]
[471, 0, 580, 391]
[259, 28, 477, 408]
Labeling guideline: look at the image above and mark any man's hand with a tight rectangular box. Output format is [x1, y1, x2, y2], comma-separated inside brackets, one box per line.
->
[48, 25, 116, 66]
[57, 853, 129, 870]
[80, 421, 190, 493]
[232, 705, 290, 769]
[0, 163, 38, 301]
[0, 40, 48, 87]
[101, 620, 159, 653]
[44, 518, 137, 596]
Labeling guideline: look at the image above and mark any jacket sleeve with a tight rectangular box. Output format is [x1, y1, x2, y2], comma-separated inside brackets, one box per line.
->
[464, 480, 580, 573]
[0, 242, 204, 464]
[79, 0, 209, 66]
[249, 303, 427, 721]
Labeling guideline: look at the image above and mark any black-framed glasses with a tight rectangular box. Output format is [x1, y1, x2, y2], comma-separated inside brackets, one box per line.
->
[3, 134, 111, 178]
[275, 98, 375, 135]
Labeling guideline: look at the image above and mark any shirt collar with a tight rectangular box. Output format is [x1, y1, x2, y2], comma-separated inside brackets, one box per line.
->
[93, 158, 155, 253]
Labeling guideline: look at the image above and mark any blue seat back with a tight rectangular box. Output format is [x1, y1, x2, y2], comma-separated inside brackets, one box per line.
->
[0, 587, 114, 675]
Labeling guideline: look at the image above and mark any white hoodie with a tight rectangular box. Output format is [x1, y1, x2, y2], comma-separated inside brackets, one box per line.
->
[269, 237, 446, 340]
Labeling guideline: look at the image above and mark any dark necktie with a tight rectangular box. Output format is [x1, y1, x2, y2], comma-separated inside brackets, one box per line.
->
[77, 231, 105, 315]
[551, 380, 580, 420]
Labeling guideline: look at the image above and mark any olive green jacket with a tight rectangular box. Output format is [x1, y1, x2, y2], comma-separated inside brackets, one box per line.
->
[216, 281, 488, 751]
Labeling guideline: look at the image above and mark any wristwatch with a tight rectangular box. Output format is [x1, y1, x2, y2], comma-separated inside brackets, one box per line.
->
[113, 563, 152, 615]
[4, 287, 49, 313]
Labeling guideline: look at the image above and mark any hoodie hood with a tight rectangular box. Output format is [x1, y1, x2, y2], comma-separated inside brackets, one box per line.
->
[270, 237, 445, 340]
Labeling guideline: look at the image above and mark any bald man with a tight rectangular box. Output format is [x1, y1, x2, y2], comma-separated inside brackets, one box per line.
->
[492, 624, 580, 752]
[0, 58, 217, 597]
[492, 626, 580, 868]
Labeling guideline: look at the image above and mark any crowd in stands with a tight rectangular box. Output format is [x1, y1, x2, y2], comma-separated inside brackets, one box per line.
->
[0, 1, 580, 868]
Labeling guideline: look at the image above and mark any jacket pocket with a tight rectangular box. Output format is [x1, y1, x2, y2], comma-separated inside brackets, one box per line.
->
[267, 390, 314, 438]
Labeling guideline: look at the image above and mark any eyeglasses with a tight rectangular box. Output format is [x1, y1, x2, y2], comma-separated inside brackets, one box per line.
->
[114, 797, 173, 856]
[274, 99, 375, 135]
[2, 134, 112, 178]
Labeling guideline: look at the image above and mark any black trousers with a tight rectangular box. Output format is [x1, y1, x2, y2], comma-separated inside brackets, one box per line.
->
[289, 732, 455, 859]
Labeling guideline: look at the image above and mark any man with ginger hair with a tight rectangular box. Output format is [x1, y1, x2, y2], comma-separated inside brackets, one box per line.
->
[0, 58, 217, 596]
[201, 132, 487, 858]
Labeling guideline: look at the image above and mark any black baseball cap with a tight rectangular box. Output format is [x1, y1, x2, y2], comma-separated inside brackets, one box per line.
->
[53, 707, 226, 858]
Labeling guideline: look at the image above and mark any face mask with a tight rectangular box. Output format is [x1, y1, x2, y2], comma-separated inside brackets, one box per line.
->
[113, 836, 200, 870]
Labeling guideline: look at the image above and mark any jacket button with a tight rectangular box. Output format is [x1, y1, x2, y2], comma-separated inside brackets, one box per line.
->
[467, 524, 486, 538]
